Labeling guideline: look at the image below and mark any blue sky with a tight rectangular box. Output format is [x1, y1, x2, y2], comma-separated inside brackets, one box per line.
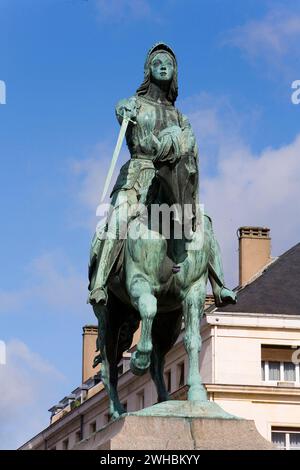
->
[0, 0, 300, 449]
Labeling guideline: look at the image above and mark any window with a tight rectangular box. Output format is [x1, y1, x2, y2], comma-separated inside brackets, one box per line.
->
[177, 362, 185, 388]
[117, 363, 124, 376]
[62, 439, 69, 450]
[89, 421, 96, 434]
[269, 361, 280, 381]
[122, 401, 127, 412]
[284, 362, 296, 382]
[272, 431, 285, 449]
[165, 370, 172, 392]
[75, 430, 81, 443]
[137, 391, 145, 409]
[123, 356, 131, 373]
[261, 345, 300, 384]
[261, 361, 266, 381]
[272, 428, 300, 450]
[290, 434, 300, 450]
[261, 361, 299, 384]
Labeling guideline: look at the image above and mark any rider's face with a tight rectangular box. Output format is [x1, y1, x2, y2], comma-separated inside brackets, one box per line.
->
[150, 52, 174, 83]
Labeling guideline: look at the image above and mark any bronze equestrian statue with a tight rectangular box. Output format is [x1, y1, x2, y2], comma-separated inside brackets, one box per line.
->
[88, 43, 236, 418]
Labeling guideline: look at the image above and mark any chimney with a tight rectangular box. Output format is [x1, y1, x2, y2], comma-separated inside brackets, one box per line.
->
[238, 227, 271, 286]
[82, 325, 98, 383]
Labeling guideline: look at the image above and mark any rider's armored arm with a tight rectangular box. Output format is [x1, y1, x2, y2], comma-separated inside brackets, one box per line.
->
[115, 96, 162, 158]
[179, 113, 198, 159]
[115, 96, 137, 125]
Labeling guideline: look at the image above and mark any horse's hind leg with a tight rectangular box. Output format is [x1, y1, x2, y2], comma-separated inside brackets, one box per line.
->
[150, 348, 169, 403]
[129, 276, 157, 376]
[183, 279, 207, 401]
[150, 310, 183, 403]
[107, 360, 125, 418]
[93, 303, 124, 419]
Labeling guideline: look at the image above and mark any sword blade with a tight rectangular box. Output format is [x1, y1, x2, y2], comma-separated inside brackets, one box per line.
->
[101, 116, 130, 202]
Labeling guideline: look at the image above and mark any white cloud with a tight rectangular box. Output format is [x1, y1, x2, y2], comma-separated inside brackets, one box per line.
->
[180, 93, 250, 168]
[70, 142, 129, 230]
[223, 8, 300, 76]
[183, 94, 300, 288]
[0, 340, 65, 449]
[0, 251, 87, 315]
[204, 134, 300, 287]
[72, 142, 114, 211]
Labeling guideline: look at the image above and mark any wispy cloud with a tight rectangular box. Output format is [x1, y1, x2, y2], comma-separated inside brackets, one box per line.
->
[0, 251, 87, 315]
[72, 142, 113, 211]
[70, 142, 129, 230]
[0, 340, 65, 449]
[223, 8, 300, 77]
[183, 93, 300, 287]
[181, 93, 255, 170]
[204, 133, 300, 287]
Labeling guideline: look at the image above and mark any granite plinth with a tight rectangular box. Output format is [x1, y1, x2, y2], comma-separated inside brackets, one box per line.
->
[73, 401, 274, 450]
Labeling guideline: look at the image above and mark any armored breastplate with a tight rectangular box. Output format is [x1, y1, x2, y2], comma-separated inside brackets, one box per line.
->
[126, 96, 181, 159]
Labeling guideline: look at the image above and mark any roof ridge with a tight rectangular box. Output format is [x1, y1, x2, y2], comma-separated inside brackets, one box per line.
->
[275, 241, 300, 260]
[238, 241, 300, 294]
[216, 240, 300, 315]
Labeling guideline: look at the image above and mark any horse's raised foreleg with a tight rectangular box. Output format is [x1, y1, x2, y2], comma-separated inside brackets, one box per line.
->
[183, 280, 207, 401]
[129, 277, 157, 376]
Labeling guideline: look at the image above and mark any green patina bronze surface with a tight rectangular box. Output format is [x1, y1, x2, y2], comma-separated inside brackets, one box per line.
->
[127, 400, 240, 420]
[88, 43, 237, 419]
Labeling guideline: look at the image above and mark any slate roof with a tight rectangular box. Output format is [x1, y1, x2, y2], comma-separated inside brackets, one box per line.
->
[217, 243, 300, 316]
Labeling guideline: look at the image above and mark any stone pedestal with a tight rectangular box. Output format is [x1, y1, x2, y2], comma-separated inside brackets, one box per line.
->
[73, 401, 274, 450]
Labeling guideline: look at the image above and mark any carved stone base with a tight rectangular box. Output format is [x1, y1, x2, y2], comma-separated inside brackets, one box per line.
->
[73, 401, 274, 450]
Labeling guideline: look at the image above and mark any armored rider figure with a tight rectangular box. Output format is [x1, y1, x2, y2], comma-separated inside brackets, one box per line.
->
[88, 43, 236, 307]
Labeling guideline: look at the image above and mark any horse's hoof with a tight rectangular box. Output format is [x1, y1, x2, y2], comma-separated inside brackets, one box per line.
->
[130, 360, 149, 376]
[110, 411, 121, 421]
[130, 352, 150, 376]
[110, 405, 126, 420]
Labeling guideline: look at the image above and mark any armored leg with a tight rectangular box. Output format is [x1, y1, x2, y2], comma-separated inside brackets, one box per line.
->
[89, 238, 116, 305]
[88, 193, 130, 305]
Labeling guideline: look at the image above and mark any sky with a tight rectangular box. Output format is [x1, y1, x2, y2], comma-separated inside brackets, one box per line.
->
[0, 0, 300, 449]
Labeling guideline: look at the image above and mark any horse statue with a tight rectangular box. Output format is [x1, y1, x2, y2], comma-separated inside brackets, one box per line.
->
[88, 43, 236, 419]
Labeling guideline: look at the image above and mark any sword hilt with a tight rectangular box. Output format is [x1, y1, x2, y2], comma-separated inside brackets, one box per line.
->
[116, 111, 137, 125]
